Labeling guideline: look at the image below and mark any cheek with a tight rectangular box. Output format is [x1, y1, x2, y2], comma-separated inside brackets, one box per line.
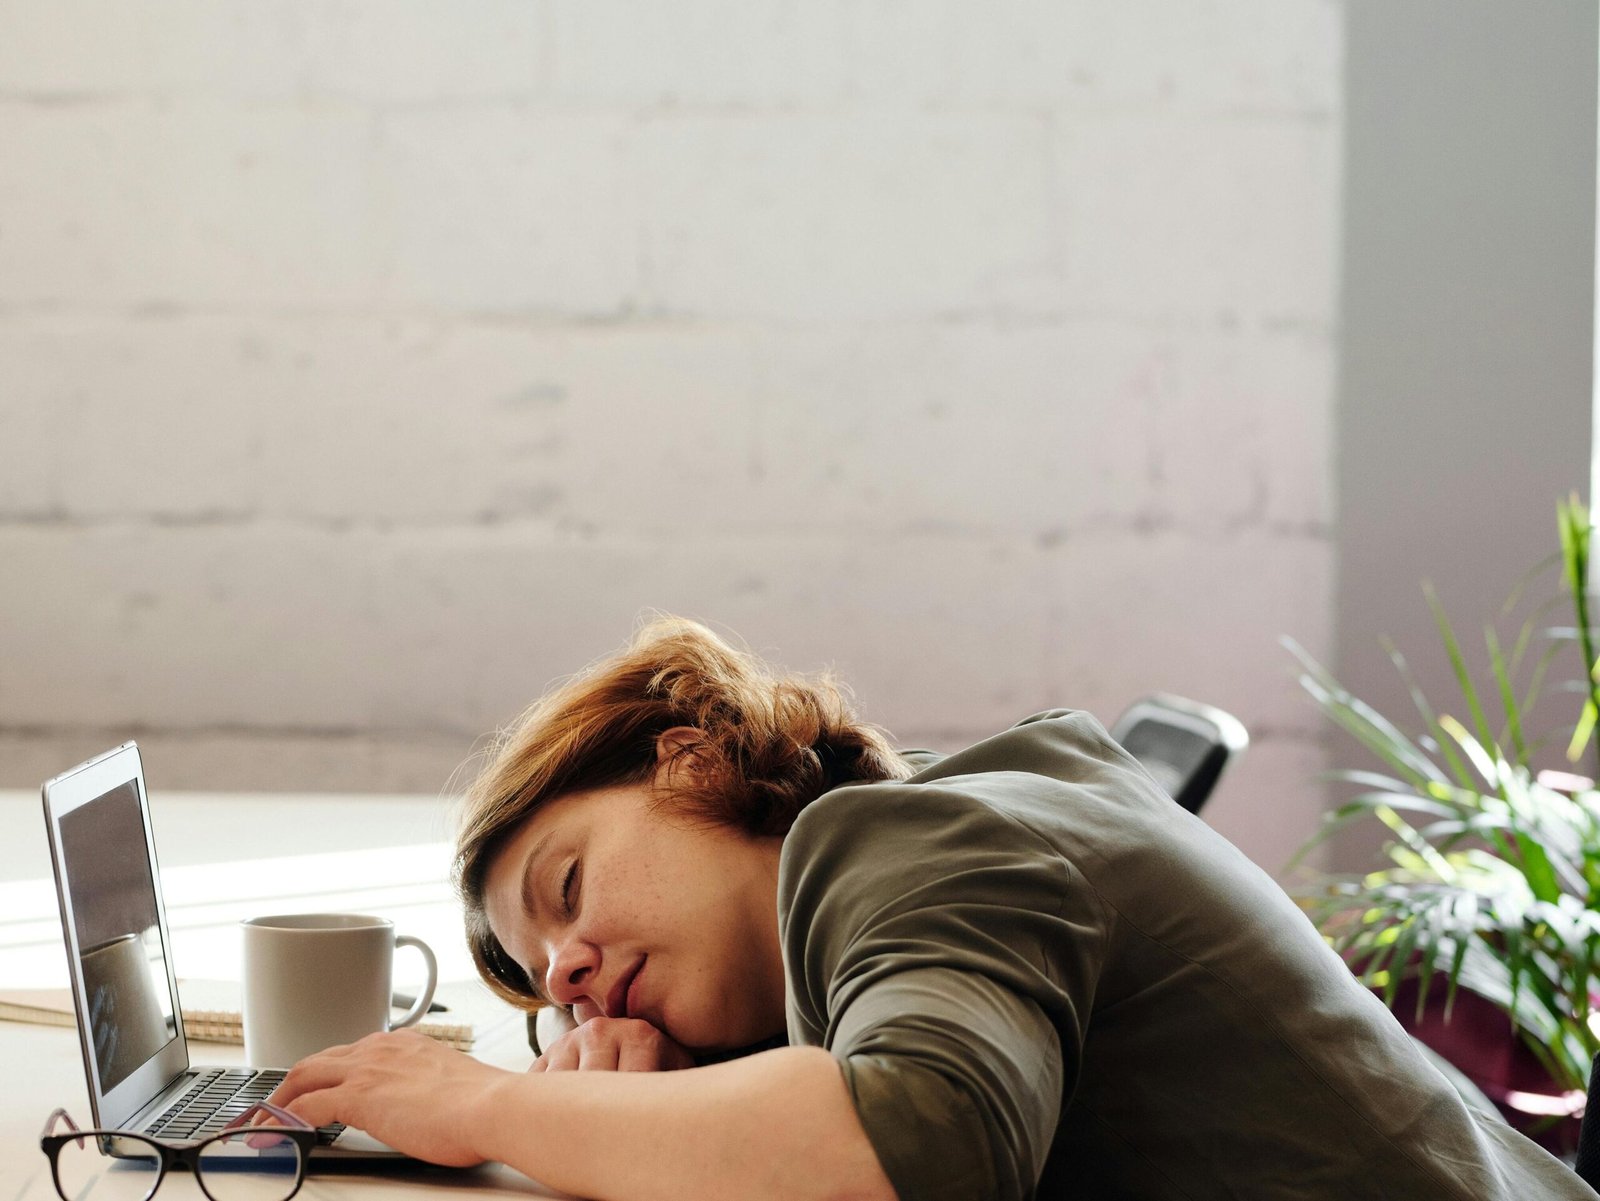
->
[486, 923, 533, 984]
[482, 892, 536, 976]
[580, 894, 645, 947]
[589, 860, 669, 936]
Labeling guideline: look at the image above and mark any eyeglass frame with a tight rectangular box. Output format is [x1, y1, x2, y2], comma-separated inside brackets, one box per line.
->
[39, 1102, 317, 1201]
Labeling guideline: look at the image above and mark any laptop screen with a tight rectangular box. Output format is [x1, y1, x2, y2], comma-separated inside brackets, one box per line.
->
[57, 780, 179, 1094]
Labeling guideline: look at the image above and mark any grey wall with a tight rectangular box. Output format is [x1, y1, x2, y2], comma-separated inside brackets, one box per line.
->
[1335, 0, 1597, 866]
[0, 2, 1340, 876]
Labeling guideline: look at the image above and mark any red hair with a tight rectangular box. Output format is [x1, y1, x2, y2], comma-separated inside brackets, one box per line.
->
[452, 616, 909, 1010]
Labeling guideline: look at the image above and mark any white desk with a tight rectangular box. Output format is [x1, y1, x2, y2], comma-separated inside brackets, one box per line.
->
[0, 790, 568, 1199]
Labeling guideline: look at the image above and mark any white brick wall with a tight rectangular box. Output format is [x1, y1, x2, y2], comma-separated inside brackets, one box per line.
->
[0, 0, 1340, 874]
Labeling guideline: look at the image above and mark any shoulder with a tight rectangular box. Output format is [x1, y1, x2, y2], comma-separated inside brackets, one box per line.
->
[777, 773, 1106, 981]
[776, 706, 1185, 965]
[788, 771, 1042, 842]
[776, 767, 1120, 1053]
[780, 773, 1064, 902]
[784, 709, 1172, 881]
[902, 709, 1157, 798]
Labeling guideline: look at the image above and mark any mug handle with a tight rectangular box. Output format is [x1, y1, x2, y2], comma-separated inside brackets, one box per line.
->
[389, 935, 439, 1029]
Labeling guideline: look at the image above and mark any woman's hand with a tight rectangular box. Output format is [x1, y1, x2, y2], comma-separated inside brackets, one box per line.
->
[264, 1029, 506, 1167]
[533, 1016, 695, 1073]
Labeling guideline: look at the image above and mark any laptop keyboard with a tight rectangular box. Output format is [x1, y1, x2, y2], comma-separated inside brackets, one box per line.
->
[142, 1068, 345, 1145]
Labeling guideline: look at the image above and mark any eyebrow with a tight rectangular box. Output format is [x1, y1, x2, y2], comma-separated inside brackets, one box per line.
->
[518, 830, 556, 923]
[513, 830, 557, 1003]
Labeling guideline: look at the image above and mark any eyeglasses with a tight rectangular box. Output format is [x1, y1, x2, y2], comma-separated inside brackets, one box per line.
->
[39, 1104, 316, 1201]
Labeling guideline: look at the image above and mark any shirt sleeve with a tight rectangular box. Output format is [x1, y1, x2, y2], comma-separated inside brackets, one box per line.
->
[779, 782, 1113, 1201]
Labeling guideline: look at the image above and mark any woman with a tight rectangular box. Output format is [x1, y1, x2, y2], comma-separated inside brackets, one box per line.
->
[265, 618, 1596, 1200]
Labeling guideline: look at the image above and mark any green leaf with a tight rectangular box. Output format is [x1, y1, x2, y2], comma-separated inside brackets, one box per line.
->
[1285, 639, 1447, 788]
[1569, 699, 1598, 765]
[1284, 498, 1600, 1095]
[1442, 895, 1476, 1021]
[1486, 626, 1529, 766]
[1426, 583, 1499, 762]
[1382, 638, 1474, 788]
[1510, 628, 1566, 750]
[1558, 495, 1600, 771]
[1436, 715, 1499, 793]
[1500, 548, 1565, 621]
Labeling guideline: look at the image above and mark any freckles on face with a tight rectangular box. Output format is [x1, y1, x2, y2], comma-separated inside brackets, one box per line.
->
[479, 786, 659, 1012]
[479, 783, 788, 1049]
[481, 814, 578, 1000]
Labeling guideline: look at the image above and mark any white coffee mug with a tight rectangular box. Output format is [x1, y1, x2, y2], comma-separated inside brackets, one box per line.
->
[241, 913, 438, 1068]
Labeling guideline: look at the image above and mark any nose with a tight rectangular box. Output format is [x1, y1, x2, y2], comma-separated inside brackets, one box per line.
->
[544, 935, 601, 1011]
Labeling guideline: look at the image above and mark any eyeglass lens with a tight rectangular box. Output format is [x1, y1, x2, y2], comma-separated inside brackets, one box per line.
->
[50, 1137, 158, 1201]
[52, 1131, 303, 1201]
[195, 1130, 303, 1201]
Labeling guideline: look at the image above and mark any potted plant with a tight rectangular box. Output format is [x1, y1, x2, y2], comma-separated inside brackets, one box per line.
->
[1288, 496, 1600, 1142]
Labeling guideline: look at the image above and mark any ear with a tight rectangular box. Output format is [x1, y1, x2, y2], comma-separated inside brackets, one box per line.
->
[654, 726, 704, 763]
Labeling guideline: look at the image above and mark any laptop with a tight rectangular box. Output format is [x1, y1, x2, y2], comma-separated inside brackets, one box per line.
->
[41, 741, 408, 1160]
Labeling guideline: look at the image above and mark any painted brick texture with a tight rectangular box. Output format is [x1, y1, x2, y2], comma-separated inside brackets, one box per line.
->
[0, 0, 1340, 873]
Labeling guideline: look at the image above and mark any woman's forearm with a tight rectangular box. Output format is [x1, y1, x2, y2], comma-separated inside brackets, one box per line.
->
[469, 1045, 897, 1201]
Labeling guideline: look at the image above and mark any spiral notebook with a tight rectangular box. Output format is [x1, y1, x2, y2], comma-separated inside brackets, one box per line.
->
[0, 979, 490, 1050]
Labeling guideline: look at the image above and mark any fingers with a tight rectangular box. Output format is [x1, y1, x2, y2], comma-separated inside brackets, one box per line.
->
[244, 1084, 341, 1132]
[532, 1016, 687, 1073]
[533, 1025, 580, 1073]
[617, 1039, 661, 1072]
[268, 1052, 351, 1108]
[532, 1044, 562, 1073]
[532, 1034, 614, 1072]
[278, 1087, 342, 1131]
[266, 1031, 388, 1108]
[262, 1032, 408, 1125]
[579, 1038, 621, 1072]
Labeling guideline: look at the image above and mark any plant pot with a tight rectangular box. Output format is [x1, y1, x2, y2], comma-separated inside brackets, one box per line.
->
[1386, 975, 1583, 1155]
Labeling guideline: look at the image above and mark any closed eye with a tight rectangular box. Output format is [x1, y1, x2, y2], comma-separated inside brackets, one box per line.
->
[562, 860, 580, 918]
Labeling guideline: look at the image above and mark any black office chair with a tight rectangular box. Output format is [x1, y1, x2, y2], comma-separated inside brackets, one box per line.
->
[1110, 694, 1249, 815]
[1575, 1055, 1600, 1189]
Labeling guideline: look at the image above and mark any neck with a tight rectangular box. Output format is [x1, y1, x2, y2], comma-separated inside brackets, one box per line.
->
[747, 835, 790, 1041]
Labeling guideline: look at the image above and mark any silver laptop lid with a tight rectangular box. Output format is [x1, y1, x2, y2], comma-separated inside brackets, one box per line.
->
[41, 742, 191, 1129]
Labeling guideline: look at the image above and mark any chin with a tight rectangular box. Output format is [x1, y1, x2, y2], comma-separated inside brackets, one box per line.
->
[673, 1007, 778, 1055]
[656, 1012, 713, 1052]
[651, 1002, 725, 1052]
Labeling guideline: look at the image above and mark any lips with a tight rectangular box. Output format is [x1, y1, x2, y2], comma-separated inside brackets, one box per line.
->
[606, 956, 646, 1020]
[625, 957, 647, 1019]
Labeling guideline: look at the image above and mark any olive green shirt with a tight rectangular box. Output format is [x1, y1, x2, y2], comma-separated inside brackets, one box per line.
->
[776, 710, 1595, 1201]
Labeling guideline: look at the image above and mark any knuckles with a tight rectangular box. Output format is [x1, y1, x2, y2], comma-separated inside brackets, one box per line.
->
[540, 1016, 689, 1067]
[570, 1017, 663, 1047]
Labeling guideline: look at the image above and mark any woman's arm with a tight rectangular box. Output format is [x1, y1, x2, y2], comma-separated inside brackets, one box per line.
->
[480, 1043, 896, 1201]
[270, 1031, 896, 1201]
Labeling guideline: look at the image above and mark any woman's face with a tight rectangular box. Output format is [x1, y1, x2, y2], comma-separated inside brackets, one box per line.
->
[481, 739, 788, 1052]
